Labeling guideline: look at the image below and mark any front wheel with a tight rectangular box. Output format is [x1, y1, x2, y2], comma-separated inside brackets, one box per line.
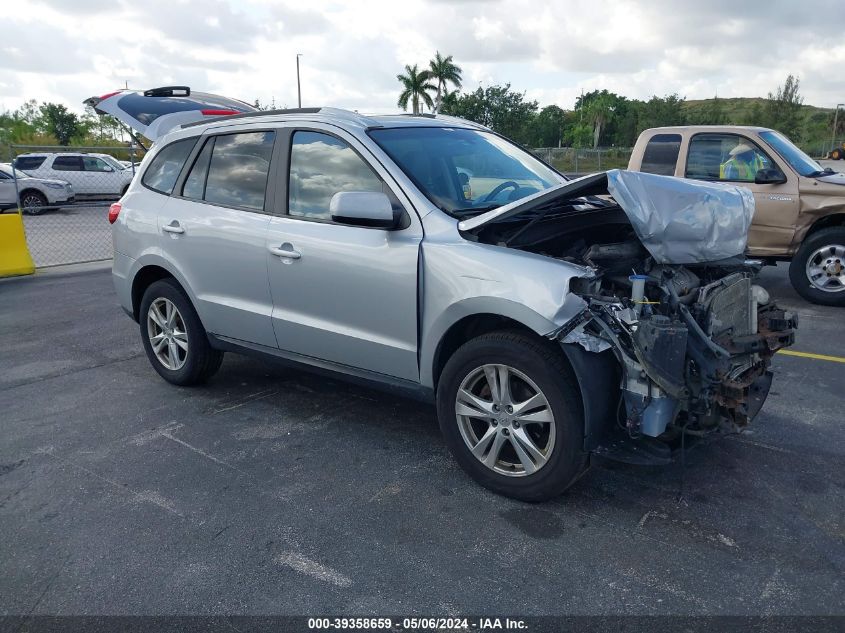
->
[139, 279, 223, 385]
[789, 227, 845, 306]
[20, 191, 48, 215]
[436, 331, 587, 502]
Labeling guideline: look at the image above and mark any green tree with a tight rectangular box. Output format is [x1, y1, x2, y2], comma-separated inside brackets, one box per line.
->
[764, 74, 803, 138]
[576, 90, 620, 148]
[441, 84, 538, 144]
[396, 64, 435, 114]
[637, 94, 686, 130]
[526, 105, 567, 147]
[38, 103, 81, 145]
[428, 52, 462, 113]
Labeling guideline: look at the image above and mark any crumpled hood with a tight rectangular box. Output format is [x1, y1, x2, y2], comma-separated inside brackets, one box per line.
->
[606, 170, 755, 264]
[459, 169, 756, 265]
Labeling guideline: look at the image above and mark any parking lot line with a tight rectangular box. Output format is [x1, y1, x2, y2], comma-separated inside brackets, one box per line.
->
[778, 349, 845, 364]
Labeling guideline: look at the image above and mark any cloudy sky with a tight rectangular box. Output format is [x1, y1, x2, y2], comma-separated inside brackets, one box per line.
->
[3, 0, 844, 115]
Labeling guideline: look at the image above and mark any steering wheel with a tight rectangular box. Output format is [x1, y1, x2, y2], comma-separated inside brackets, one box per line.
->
[483, 181, 520, 203]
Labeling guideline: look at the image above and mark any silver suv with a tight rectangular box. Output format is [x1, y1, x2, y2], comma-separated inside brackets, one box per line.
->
[110, 101, 795, 501]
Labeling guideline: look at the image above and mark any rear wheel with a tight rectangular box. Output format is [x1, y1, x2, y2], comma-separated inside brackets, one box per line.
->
[831, 148, 843, 160]
[436, 331, 587, 501]
[20, 191, 47, 215]
[139, 279, 223, 385]
[789, 227, 845, 306]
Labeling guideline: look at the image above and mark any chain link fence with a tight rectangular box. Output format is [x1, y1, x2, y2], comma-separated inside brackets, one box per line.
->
[3, 144, 143, 267]
[532, 147, 633, 176]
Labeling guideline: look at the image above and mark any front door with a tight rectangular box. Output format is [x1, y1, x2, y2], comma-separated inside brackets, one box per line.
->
[685, 133, 800, 256]
[158, 129, 278, 348]
[265, 128, 422, 382]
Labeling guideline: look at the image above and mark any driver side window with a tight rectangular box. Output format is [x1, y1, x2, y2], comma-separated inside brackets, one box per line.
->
[288, 131, 391, 221]
[686, 134, 773, 182]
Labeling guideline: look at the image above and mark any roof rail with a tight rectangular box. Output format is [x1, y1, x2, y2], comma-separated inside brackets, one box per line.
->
[181, 106, 381, 130]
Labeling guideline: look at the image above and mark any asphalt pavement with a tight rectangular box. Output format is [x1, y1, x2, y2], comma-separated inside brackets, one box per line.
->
[0, 262, 842, 617]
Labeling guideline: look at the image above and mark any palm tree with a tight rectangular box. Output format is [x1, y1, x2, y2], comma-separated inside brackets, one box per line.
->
[397, 64, 435, 115]
[428, 52, 462, 113]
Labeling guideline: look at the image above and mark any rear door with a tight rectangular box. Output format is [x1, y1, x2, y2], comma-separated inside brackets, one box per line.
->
[265, 125, 423, 381]
[50, 155, 88, 193]
[85, 87, 257, 142]
[156, 127, 278, 347]
[684, 132, 800, 255]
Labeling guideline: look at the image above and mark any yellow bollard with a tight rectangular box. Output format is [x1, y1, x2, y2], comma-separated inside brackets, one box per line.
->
[0, 210, 36, 277]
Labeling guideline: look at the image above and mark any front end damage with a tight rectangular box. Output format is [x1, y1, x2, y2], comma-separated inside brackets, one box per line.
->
[460, 169, 796, 456]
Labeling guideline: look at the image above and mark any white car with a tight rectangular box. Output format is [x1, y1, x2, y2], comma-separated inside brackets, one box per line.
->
[0, 163, 75, 215]
[13, 153, 134, 199]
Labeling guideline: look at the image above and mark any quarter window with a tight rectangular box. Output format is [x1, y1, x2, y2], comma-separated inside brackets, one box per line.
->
[52, 156, 83, 171]
[14, 156, 46, 171]
[640, 134, 681, 176]
[686, 134, 773, 182]
[182, 138, 213, 200]
[288, 131, 387, 220]
[142, 138, 197, 194]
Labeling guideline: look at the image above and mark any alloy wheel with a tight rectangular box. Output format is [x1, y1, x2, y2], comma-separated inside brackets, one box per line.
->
[146, 298, 189, 370]
[805, 243, 845, 293]
[455, 363, 556, 477]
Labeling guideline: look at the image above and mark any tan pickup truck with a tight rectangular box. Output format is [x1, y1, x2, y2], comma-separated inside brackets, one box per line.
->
[628, 126, 845, 306]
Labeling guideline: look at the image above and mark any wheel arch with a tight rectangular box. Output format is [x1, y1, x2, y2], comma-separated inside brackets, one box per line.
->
[804, 212, 845, 239]
[18, 187, 47, 202]
[131, 264, 179, 321]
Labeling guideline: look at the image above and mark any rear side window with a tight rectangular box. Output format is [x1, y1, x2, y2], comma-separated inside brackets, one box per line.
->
[640, 134, 681, 176]
[142, 138, 197, 194]
[52, 156, 83, 171]
[14, 156, 46, 170]
[180, 131, 275, 211]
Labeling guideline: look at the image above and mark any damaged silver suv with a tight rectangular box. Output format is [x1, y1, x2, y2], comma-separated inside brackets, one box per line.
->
[106, 94, 795, 501]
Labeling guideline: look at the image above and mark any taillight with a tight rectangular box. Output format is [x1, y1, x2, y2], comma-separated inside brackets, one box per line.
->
[108, 202, 122, 224]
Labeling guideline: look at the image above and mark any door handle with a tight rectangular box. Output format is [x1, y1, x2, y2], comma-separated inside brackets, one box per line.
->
[268, 244, 301, 259]
[162, 221, 184, 234]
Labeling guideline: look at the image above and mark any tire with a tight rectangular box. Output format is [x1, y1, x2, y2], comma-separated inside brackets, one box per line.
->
[789, 226, 845, 306]
[436, 330, 588, 502]
[831, 148, 842, 160]
[139, 279, 224, 385]
[20, 191, 48, 215]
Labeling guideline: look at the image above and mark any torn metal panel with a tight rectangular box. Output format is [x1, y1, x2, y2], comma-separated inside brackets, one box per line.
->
[605, 169, 756, 264]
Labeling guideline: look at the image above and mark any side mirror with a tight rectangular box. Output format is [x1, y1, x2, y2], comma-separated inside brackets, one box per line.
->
[754, 168, 786, 185]
[330, 191, 397, 229]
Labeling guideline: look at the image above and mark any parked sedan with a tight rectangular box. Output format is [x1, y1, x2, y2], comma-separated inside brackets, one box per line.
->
[0, 163, 75, 214]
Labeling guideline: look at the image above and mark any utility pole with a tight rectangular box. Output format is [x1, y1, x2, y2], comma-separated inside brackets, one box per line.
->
[296, 54, 303, 108]
[831, 103, 843, 155]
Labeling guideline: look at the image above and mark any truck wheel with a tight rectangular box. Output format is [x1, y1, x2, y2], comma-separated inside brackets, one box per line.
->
[789, 227, 845, 306]
[831, 148, 843, 160]
[139, 279, 224, 385]
[436, 330, 587, 502]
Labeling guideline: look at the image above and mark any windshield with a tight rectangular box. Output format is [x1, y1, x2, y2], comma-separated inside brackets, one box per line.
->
[369, 127, 564, 216]
[759, 130, 824, 177]
[0, 164, 31, 178]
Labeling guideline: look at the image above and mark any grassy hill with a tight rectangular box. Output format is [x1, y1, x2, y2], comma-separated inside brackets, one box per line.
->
[683, 97, 835, 155]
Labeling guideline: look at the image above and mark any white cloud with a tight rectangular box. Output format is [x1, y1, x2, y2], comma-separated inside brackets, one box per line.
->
[1, 0, 844, 116]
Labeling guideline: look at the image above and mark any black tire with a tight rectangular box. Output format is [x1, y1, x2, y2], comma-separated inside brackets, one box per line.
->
[831, 148, 842, 160]
[789, 226, 845, 306]
[20, 190, 48, 215]
[139, 279, 224, 385]
[436, 330, 588, 502]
